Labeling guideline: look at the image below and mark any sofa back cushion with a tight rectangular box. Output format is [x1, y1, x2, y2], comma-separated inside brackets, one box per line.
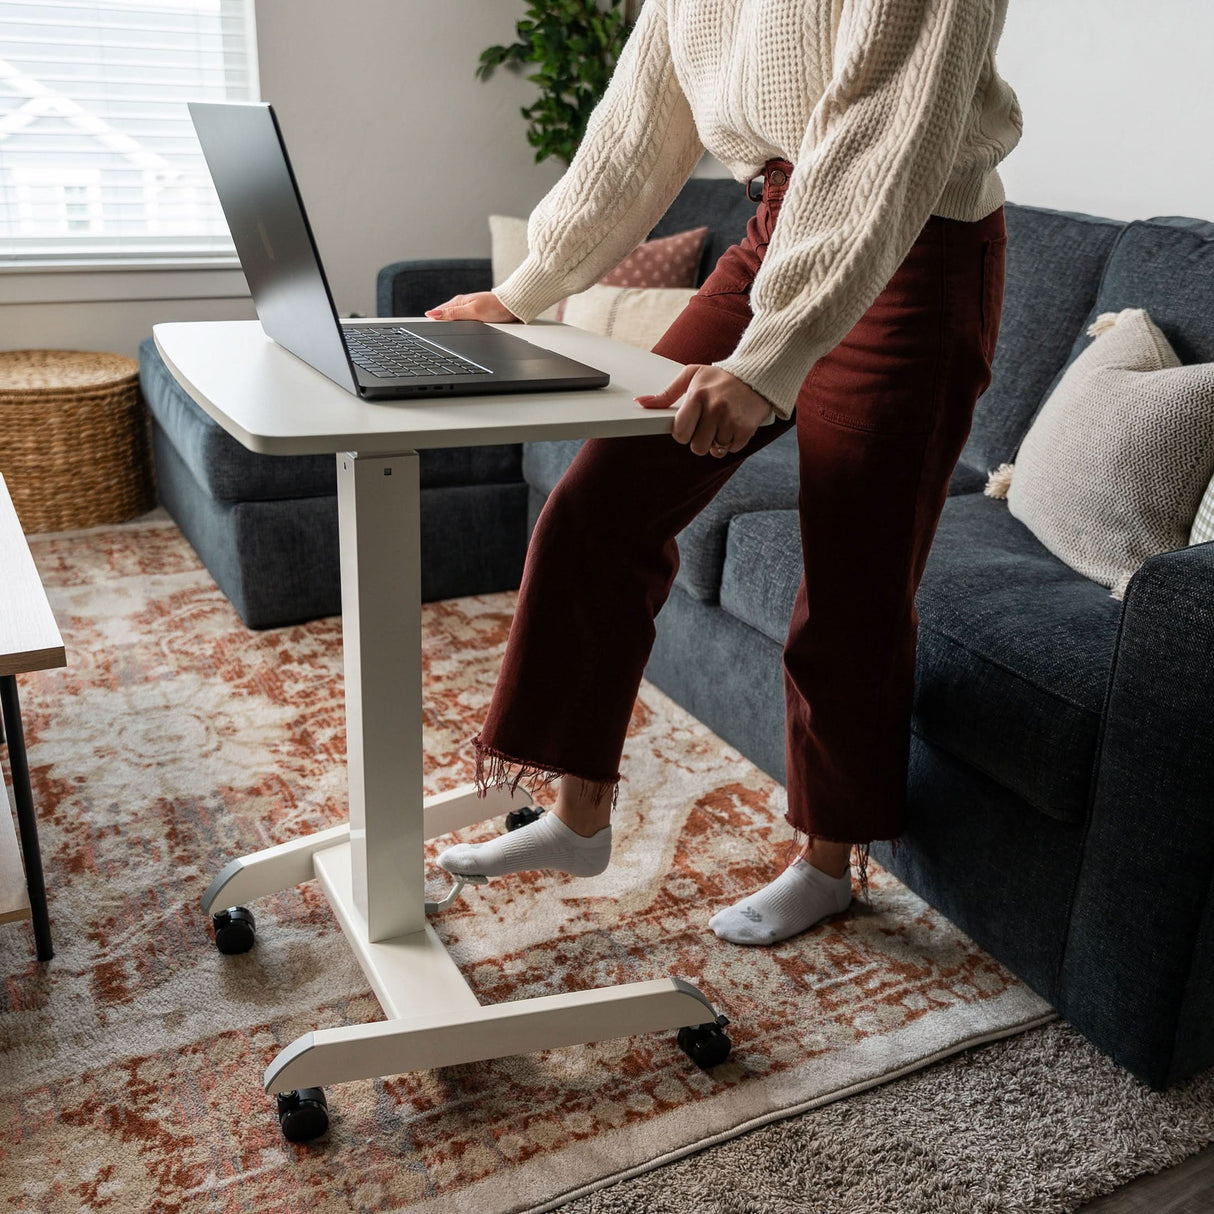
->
[957, 203, 1123, 485]
[1045, 215, 1214, 393]
[965, 213, 1214, 489]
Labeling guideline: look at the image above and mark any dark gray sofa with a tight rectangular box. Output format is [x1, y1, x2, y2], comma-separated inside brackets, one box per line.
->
[139, 183, 1214, 1090]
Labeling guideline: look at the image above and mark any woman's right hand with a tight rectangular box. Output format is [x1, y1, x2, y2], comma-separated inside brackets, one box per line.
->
[424, 292, 522, 323]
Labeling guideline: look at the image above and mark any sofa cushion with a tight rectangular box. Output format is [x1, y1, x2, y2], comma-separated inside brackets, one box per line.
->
[957, 203, 1122, 484]
[718, 493, 1123, 822]
[947, 461, 988, 495]
[140, 338, 523, 502]
[718, 509, 802, 640]
[521, 438, 586, 498]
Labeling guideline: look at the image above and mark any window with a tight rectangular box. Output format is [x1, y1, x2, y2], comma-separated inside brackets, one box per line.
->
[0, 0, 259, 263]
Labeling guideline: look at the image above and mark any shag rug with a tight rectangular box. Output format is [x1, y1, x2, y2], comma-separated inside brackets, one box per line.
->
[3, 516, 1085, 1214]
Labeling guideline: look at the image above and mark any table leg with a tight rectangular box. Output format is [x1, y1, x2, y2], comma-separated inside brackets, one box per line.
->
[0, 676, 53, 961]
[337, 450, 425, 942]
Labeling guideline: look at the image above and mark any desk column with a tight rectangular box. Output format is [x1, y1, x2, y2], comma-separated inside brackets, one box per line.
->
[337, 452, 424, 942]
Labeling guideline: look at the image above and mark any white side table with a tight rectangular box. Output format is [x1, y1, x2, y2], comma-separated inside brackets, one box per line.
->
[154, 318, 752, 1141]
[0, 471, 65, 961]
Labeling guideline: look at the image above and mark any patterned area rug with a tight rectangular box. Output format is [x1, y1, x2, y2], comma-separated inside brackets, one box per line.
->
[0, 519, 1054, 1213]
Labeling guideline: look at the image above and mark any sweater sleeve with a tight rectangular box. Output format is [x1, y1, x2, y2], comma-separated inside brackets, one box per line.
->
[713, 0, 995, 421]
[491, 0, 705, 325]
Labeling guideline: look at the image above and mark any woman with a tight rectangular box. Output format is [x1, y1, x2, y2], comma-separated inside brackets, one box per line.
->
[427, 0, 1021, 945]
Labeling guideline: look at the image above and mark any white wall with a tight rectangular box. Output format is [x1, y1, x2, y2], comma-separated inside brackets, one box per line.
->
[253, 0, 572, 319]
[995, 0, 1214, 221]
[3, 0, 1211, 359]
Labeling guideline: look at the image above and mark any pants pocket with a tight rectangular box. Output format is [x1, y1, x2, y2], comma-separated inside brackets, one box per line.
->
[697, 247, 755, 299]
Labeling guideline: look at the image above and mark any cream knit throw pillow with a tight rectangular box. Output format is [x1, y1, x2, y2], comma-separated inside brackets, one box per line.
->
[984, 307, 1214, 599]
[560, 283, 699, 351]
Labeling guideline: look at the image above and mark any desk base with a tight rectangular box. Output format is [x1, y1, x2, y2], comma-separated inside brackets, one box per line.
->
[202, 782, 728, 1103]
[198, 452, 727, 1140]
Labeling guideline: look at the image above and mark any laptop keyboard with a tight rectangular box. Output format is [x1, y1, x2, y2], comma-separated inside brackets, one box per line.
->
[344, 325, 490, 378]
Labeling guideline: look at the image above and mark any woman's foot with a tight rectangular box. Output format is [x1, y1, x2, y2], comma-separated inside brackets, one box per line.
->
[709, 857, 853, 945]
[437, 809, 612, 878]
[437, 773, 615, 879]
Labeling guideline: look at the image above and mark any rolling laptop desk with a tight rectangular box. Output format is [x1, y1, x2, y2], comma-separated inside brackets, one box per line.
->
[153, 317, 739, 1142]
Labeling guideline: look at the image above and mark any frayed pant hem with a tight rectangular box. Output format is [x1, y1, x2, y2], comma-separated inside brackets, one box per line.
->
[783, 822, 904, 906]
[471, 734, 621, 815]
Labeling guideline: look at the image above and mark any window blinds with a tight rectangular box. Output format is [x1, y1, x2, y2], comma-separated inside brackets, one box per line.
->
[0, 0, 258, 261]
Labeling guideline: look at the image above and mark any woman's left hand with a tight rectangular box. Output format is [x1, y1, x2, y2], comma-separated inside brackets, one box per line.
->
[635, 364, 774, 457]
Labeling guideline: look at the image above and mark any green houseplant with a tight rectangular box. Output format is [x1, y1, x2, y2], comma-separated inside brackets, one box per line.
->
[476, 0, 641, 167]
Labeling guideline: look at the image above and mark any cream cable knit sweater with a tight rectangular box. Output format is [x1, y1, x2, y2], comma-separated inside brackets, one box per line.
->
[492, 0, 1022, 422]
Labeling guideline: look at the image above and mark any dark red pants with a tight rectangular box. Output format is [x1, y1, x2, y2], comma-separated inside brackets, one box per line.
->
[473, 159, 1007, 889]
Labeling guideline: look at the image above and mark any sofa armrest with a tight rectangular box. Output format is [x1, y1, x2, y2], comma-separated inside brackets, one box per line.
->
[1057, 540, 1214, 1086]
[376, 258, 493, 318]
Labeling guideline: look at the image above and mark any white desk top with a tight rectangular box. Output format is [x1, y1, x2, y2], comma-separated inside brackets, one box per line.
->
[153, 318, 760, 456]
[0, 473, 65, 678]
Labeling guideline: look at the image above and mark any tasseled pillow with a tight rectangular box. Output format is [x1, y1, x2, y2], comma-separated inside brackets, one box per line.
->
[981, 307, 1214, 601]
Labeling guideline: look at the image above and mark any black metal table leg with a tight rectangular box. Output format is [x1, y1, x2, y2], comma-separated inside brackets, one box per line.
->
[0, 675, 53, 961]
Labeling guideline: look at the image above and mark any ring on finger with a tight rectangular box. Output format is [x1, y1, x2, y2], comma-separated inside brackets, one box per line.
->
[710, 439, 731, 456]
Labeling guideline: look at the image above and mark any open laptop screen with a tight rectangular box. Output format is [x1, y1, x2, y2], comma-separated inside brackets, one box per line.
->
[188, 101, 358, 393]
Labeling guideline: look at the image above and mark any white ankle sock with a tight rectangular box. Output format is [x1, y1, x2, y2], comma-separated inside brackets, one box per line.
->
[437, 810, 612, 879]
[709, 858, 853, 945]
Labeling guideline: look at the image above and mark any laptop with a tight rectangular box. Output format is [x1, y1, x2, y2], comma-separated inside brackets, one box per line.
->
[188, 101, 610, 400]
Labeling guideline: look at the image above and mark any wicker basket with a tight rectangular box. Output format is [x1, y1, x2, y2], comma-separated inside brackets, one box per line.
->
[0, 349, 156, 534]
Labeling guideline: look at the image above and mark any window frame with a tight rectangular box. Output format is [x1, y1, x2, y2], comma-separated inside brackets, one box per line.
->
[0, 0, 260, 275]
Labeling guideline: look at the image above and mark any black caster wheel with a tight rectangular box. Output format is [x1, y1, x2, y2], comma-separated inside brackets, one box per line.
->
[276, 1088, 329, 1143]
[212, 906, 256, 955]
[505, 805, 546, 831]
[677, 1020, 732, 1069]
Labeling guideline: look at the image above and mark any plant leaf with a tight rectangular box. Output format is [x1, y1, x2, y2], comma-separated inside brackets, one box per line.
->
[475, 0, 635, 167]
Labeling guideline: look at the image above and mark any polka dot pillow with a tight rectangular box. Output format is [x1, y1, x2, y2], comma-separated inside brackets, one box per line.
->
[557, 224, 708, 320]
[489, 215, 708, 322]
[595, 225, 708, 289]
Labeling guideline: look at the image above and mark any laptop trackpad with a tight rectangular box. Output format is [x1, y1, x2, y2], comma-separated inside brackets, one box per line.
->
[444, 331, 557, 361]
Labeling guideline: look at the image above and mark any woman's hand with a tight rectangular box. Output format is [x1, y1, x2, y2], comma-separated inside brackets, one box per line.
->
[636, 364, 774, 457]
[425, 292, 522, 322]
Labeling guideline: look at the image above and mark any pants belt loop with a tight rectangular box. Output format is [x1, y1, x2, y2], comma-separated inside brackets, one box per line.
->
[749, 159, 792, 203]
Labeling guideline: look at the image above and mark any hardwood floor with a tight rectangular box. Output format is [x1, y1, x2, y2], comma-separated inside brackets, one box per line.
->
[1079, 1144, 1214, 1212]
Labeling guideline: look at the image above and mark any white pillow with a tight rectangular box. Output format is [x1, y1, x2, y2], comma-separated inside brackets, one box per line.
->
[488, 215, 564, 322]
[559, 283, 699, 351]
[984, 307, 1214, 598]
[1192, 474, 1214, 545]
